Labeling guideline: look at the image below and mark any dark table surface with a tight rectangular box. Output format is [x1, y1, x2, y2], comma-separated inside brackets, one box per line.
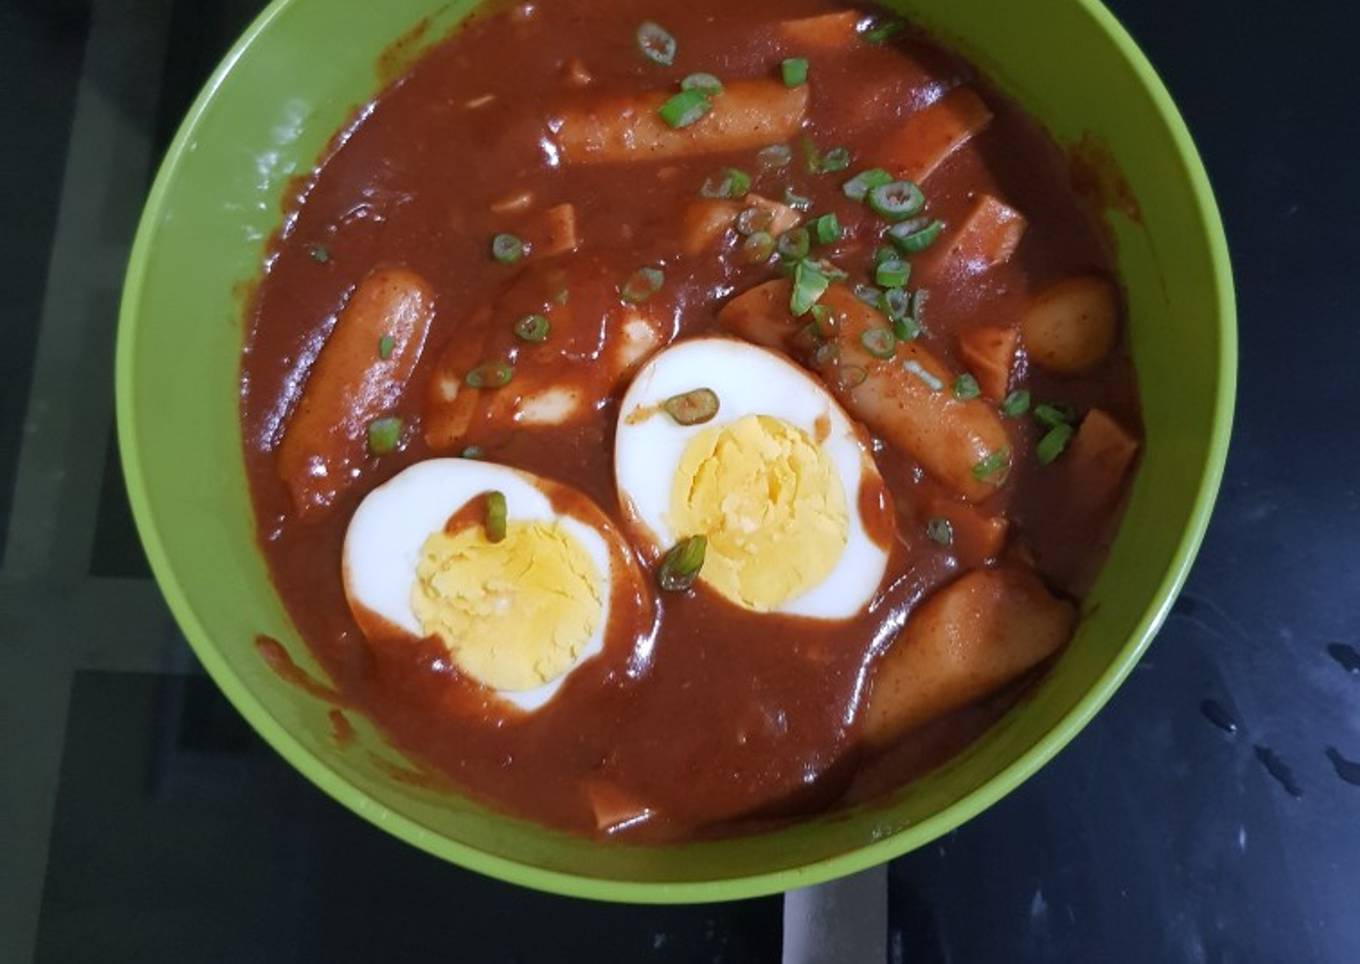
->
[2, 0, 1356, 961]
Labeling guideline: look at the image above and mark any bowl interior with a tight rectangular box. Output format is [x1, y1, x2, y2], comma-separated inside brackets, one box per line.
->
[117, 0, 1233, 901]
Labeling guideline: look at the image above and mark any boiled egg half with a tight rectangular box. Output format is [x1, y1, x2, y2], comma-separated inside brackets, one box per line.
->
[615, 338, 893, 619]
[343, 459, 648, 711]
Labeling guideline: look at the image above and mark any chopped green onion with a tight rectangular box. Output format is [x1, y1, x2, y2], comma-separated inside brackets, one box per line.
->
[834, 364, 868, 391]
[681, 72, 724, 96]
[925, 517, 954, 546]
[811, 212, 842, 244]
[842, 168, 893, 201]
[879, 286, 910, 321]
[735, 206, 774, 236]
[377, 334, 395, 360]
[701, 167, 751, 199]
[873, 244, 898, 266]
[1000, 389, 1031, 418]
[887, 217, 945, 254]
[460, 445, 484, 459]
[636, 21, 676, 65]
[860, 327, 897, 359]
[491, 233, 524, 263]
[657, 535, 707, 591]
[513, 313, 550, 342]
[853, 283, 882, 306]
[892, 314, 921, 341]
[971, 446, 1011, 482]
[484, 490, 508, 543]
[903, 359, 943, 392]
[812, 340, 841, 368]
[799, 135, 822, 173]
[910, 289, 928, 321]
[818, 147, 851, 173]
[875, 258, 911, 289]
[808, 303, 834, 336]
[776, 227, 811, 261]
[366, 416, 403, 455]
[465, 361, 514, 388]
[663, 388, 720, 425]
[783, 185, 812, 211]
[1033, 403, 1076, 429]
[757, 144, 793, 170]
[309, 244, 330, 263]
[953, 373, 981, 400]
[620, 266, 665, 303]
[867, 180, 926, 221]
[859, 15, 907, 45]
[1036, 424, 1075, 465]
[740, 230, 776, 264]
[808, 258, 848, 281]
[781, 57, 808, 87]
[658, 90, 712, 129]
[790, 259, 830, 316]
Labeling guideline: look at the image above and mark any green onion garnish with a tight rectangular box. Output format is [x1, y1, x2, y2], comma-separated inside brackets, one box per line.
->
[484, 490, 508, 543]
[903, 359, 943, 392]
[834, 364, 868, 391]
[808, 258, 848, 282]
[366, 416, 403, 455]
[636, 21, 677, 65]
[953, 373, 981, 400]
[1033, 403, 1075, 429]
[910, 289, 928, 321]
[513, 313, 550, 342]
[776, 227, 811, 261]
[491, 233, 524, 263]
[925, 517, 954, 546]
[783, 185, 812, 211]
[465, 361, 513, 388]
[875, 258, 910, 289]
[781, 57, 809, 87]
[377, 335, 395, 360]
[700, 167, 751, 199]
[879, 286, 910, 321]
[620, 266, 665, 303]
[867, 180, 926, 221]
[860, 327, 897, 359]
[808, 303, 834, 336]
[859, 15, 907, 44]
[309, 244, 330, 263]
[892, 314, 921, 341]
[757, 144, 793, 170]
[740, 230, 776, 264]
[790, 259, 830, 316]
[460, 445, 484, 459]
[819, 147, 851, 173]
[812, 340, 841, 368]
[658, 89, 712, 129]
[853, 283, 882, 306]
[663, 388, 720, 425]
[811, 212, 842, 244]
[873, 244, 898, 266]
[681, 72, 723, 96]
[735, 206, 774, 236]
[842, 168, 893, 201]
[971, 446, 1011, 482]
[1036, 424, 1075, 465]
[657, 535, 707, 591]
[1001, 389, 1031, 418]
[888, 217, 945, 253]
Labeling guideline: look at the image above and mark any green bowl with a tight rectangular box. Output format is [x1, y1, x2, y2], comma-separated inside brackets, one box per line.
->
[117, 0, 1235, 901]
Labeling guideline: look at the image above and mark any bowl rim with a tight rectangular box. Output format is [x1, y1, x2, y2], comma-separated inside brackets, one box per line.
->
[116, 0, 1237, 903]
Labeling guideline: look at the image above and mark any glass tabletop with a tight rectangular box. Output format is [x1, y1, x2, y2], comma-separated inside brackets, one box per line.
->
[2, 0, 1357, 961]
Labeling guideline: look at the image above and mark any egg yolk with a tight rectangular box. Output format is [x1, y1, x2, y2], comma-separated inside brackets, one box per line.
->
[410, 520, 603, 691]
[668, 414, 849, 611]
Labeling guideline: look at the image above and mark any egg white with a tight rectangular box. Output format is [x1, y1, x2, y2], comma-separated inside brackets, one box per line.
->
[614, 337, 891, 620]
[342, 458, 622, 711]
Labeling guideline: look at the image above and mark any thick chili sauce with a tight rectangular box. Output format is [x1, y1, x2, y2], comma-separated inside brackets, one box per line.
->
[241, 0, 1140, 840]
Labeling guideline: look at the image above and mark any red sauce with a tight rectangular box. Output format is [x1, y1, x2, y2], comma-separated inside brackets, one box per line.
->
[241, 0, 1141, 841]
